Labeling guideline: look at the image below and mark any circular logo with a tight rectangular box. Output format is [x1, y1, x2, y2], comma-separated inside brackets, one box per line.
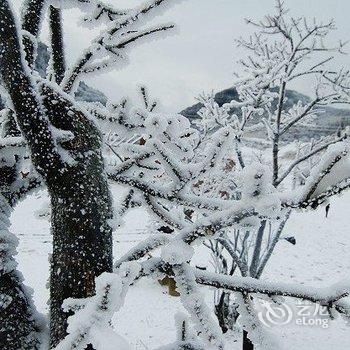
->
[258, 300, 293, 328]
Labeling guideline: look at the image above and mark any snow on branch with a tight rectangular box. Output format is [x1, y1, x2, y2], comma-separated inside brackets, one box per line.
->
[193, 268, 350, 312]
[22, 0, 348, 348]
[57, 249, 350, 349]
[94, 78, 350, 347]
[300, 143, 349, 200]
[284, 176, 350, 210]
[114, 234, 171, 269]
[172, 263, 224, 349]
[276, 141, 350, 210]
[100, 83, 350, 240]
[67, 0, 128, 23]
[143, 257, 350, 323]
[55, 262, 141, 350]
[214, 0, 350, 191]
[143, 193, 186, 229]
[117, 254, 350, 349]
[275, 134, 348, 186]
[62, 0, 181, 93]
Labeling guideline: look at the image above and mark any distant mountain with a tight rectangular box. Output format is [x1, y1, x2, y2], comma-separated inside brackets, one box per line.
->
[181, 87, 350, 141]
[181, 87, 308, 120]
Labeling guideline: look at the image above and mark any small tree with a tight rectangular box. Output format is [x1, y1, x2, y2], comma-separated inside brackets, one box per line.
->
[192, 0, 350, 341]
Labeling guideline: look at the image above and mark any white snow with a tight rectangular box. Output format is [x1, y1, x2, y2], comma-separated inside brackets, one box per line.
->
[12, 185, 350, 349]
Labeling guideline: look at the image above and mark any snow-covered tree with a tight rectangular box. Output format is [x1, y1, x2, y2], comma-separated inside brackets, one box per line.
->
[72, 84, 350, 349]
[1, 0, 350, 349]
[83, 1, 350, 348]
[190, 0, 350, 342]
[0, 0, 179, 347]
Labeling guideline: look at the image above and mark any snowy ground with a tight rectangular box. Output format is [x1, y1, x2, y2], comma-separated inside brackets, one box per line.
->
[12, 184, 350, 350]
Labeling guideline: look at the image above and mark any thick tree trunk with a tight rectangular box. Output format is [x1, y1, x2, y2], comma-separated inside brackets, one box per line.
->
[0, 2, 114, 347]
[48, 159, 113, 347]
[38, 84, 114, 347]
[38, 69, 115, 349]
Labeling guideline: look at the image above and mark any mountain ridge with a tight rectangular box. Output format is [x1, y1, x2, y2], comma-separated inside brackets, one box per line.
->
[180, 87, 350, 141]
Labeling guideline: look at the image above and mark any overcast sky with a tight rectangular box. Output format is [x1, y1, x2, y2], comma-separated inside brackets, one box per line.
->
[12, 0, 350, 112]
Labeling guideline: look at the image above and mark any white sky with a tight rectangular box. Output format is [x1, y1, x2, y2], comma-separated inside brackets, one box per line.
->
[12, 0, 350, 112]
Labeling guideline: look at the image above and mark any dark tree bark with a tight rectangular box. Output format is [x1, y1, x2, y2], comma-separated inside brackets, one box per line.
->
[21, 0, 46, 67]
[249, 220, 267, 278]
[49, 5, 66, 84]
[215, 292, 230, 333]
[243, 330, 254, 350]
[214, 292, 239, 334]
[0, 1, 114, 348]
[40, 84, 113, 347]
[0, 2, 62, 179]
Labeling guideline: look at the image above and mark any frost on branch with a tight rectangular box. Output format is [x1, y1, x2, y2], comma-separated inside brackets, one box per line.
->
[1, 0, 350, 348]
[61, 0, 181, 93]
[94, 76, 350, 348]
[161, 240, 194, 265]
[173, 263, 224, 349]
[52, 79, 350, 348]
[55, 262, 141, 350]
